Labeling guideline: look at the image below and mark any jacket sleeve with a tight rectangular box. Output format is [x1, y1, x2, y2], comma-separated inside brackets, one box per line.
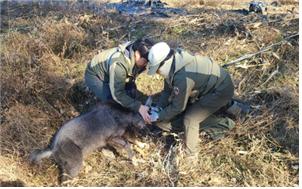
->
[158, 72, 195, 122]
[109, 62, 142, 112]
[157, 81, 171, 108]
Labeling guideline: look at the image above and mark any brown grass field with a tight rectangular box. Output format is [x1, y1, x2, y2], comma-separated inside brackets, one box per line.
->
[0, 0, 299, 187]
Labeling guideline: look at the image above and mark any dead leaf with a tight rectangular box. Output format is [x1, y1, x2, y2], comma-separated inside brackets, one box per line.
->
[272, 52, 280, 60]
[250, 22, 262, 29]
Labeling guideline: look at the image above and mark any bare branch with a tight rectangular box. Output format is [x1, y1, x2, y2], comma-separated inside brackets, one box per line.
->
[222, 33, 299, 68]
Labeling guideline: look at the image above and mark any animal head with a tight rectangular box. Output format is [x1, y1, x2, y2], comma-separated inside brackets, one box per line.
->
[102, 101, 146, 129]
[131, 113, 146, 129]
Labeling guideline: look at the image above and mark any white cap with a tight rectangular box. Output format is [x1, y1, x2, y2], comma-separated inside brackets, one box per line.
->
[147, 42, 170, 75]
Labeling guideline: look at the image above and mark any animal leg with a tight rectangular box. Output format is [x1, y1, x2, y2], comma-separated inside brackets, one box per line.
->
[59, 155, 83, 183]
[123, 127, 147, 147]
[108, 137, 134, 159]
[123, 129, 149, 157]
[124, 141, 134, 160]
[54, 139, 83, 184]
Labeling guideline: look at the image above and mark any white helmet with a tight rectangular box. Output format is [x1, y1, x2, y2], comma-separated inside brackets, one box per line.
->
[147, 42, 170, 75]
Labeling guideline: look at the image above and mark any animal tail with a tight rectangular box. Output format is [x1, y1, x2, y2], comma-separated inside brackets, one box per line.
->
[29, 148, 53, 164]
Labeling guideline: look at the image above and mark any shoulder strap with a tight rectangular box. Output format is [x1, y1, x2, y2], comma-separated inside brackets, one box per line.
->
[107, 41, 133, 67]
[167, 55, 176, 87]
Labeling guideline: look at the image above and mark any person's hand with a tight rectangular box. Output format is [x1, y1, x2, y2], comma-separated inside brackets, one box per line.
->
[138, 105, 151, 124]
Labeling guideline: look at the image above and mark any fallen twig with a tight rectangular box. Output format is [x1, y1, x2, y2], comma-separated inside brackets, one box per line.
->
[222, 33, 299, 68]
[163, 145, 177, 186]
[260, 65, 280, 87]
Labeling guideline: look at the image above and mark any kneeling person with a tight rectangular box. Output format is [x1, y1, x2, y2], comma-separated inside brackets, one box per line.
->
[146, 42, 235, 156]
[84, 38, 154, 122]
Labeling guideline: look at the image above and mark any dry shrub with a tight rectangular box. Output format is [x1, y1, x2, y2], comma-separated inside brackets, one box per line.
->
[277, 39, 299, 73]
[79, 16, 115, 49]
[1, 32, 49, 67]
[39, 20, 85, 58]
[1, 103, 55, 155]
[0, 30, 78, 140]
[279, 0, 299, 5]
[0, 32, 50, 108]
[252, 27, 282, 45]
[1, 32, 64, 104]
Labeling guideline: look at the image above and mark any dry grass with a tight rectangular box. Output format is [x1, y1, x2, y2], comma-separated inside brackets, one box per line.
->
[0, 0, 299, 187]
[135, 73, 164, 96]
[279, 0, 299, 5]
[165, 0, 298, 8]
[165, 0, 240, 7]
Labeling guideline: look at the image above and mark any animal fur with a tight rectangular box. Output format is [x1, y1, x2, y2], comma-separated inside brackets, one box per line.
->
[29, 102, 145, 183]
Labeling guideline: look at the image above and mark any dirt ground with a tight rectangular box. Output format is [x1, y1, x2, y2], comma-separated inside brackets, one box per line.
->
[0, 0, 299, 187]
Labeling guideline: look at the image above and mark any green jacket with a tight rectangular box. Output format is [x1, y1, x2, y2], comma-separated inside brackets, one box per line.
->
[158, 49, 229, 121]
[86, 42, 143, 112]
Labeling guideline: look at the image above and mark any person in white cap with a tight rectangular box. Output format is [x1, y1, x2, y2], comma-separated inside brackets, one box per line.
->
[146, 42, 236, 157]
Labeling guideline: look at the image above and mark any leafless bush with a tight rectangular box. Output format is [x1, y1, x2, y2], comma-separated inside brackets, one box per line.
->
[39, 20, 85, 58]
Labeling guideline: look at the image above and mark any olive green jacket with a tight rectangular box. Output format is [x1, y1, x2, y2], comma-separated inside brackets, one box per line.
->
[86, 42, 143, 112]
[158, 49, 229, 121]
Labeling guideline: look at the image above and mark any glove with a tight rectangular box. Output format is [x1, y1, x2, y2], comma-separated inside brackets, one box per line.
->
[149, 109, 159, 122]
[149, 106, 162, 122]
[150, 106, 162, 113]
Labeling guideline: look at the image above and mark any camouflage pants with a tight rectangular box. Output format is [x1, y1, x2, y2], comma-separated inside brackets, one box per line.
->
[157, 74, 235, 154]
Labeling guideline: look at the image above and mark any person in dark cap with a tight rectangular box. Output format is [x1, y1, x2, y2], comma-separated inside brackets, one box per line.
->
[84, 38, 154, 122]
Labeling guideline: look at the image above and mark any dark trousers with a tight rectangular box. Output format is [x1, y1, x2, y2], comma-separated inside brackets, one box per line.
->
[84, 69, 112, 102]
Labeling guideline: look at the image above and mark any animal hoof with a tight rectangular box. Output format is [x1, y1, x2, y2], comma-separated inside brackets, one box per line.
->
[101, 149, 116, 159]
[60, 174, 72, 185]
[136, 141, 149, 149]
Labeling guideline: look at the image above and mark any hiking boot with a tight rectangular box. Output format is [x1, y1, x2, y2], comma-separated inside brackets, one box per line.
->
[164, 134, 177, 150]
[200, 131, 212, 142]
[225, 99, 250, 118]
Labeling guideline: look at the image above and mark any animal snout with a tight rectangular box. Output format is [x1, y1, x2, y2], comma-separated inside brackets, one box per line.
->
[132, 113, 146, 129]
[137, 120, 146, 129]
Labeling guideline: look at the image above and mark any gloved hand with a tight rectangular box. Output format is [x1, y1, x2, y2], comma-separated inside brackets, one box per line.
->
[149, 106, 162, 122]
[149, 109, 159, 122]
[150, 106, 162, 113]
